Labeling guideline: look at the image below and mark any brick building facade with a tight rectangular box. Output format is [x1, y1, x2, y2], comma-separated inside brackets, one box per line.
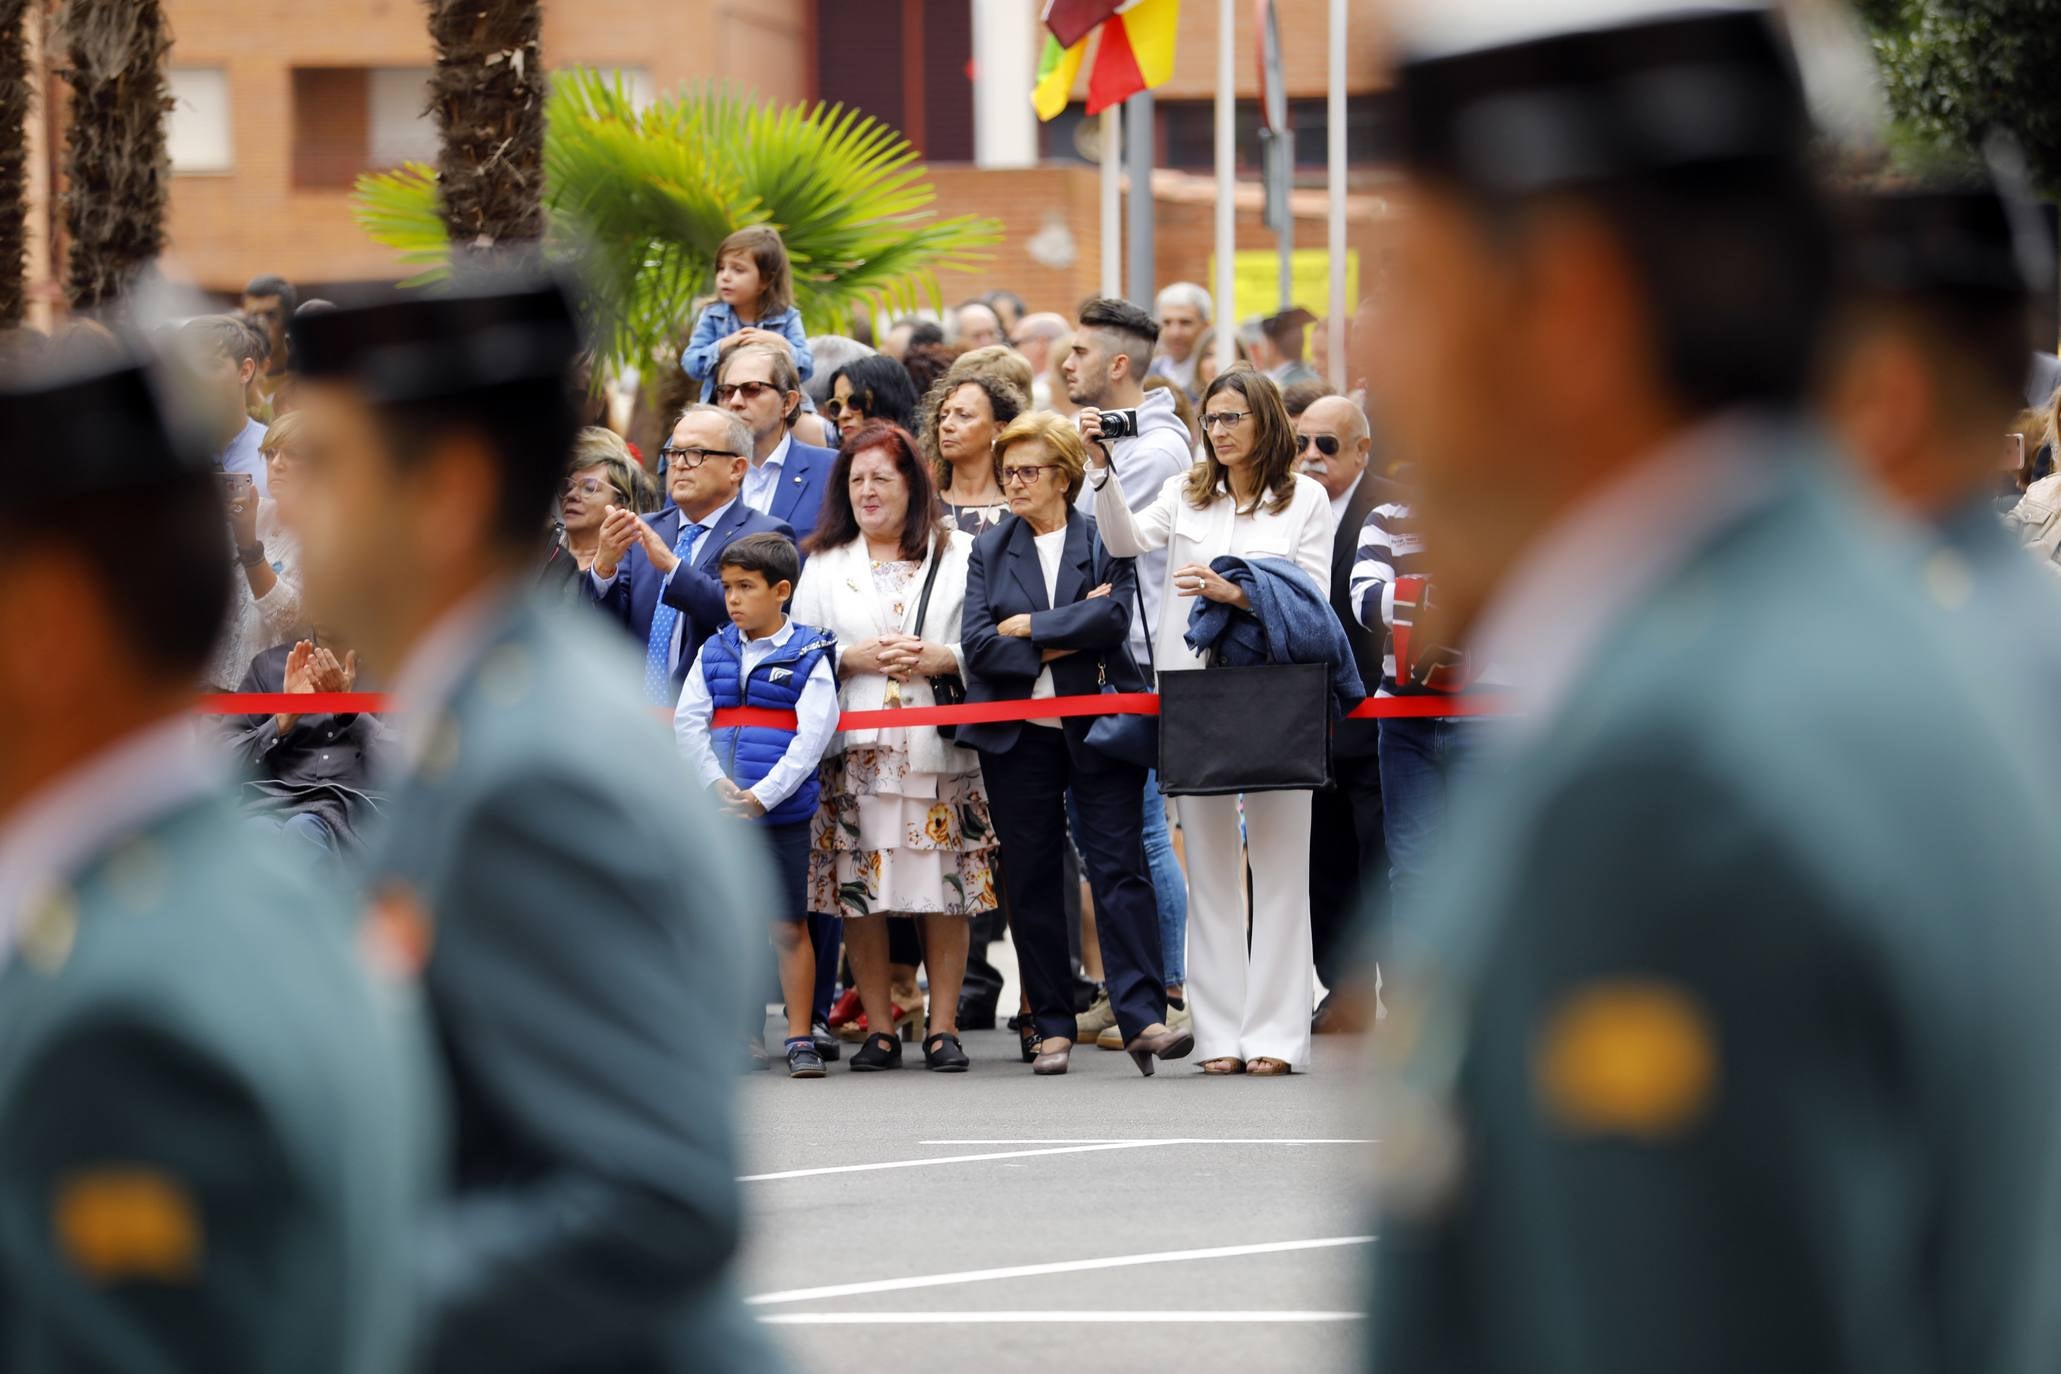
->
[23, 0, 1386, 320]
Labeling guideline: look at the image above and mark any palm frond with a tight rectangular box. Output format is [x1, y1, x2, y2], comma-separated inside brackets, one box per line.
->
[350, 71, 1002, 382]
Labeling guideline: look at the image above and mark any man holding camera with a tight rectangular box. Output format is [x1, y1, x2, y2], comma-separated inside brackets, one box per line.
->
[1064, 298, 1193, 666]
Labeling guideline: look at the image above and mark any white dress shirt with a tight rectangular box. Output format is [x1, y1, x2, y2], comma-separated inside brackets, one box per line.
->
[1469, 413, 1784, 747]
[1329, 469, 1365, 526]
[674, 617, 841, 811]
[1028, 526, 1067, 728]
[219, 416, 270, 497]
[0, 717, 223, 970]
[589, 500, 735, 675]
[740, 433, 792, 515]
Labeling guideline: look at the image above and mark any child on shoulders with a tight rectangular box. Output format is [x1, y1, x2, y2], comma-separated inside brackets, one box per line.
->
[682, 225, 814, 383]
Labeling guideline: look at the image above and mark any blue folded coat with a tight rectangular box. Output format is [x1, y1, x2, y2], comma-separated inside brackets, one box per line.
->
[1183, 555, 1367, 718]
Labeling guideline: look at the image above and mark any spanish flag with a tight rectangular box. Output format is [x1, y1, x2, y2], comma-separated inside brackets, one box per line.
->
[1033, 32, 1088, 122]
[1085, 0, 1181, 116]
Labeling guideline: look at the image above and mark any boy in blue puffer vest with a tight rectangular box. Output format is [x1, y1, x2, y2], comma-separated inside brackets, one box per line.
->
[675, 532, 841, 1077]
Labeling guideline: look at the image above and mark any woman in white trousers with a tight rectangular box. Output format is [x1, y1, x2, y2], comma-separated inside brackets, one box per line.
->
[1083, 365, 1336, 1075]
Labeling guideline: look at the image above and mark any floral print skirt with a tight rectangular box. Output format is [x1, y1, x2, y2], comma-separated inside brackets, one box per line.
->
[808, 743, 999, 919]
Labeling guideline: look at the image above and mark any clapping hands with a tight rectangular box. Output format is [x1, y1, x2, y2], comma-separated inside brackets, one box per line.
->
[276, 640, 357, 735]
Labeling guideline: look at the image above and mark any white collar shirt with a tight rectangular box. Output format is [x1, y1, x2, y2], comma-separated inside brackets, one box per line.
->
[740, 432, 792, 515]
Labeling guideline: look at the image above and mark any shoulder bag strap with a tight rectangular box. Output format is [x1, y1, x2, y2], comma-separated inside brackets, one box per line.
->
[912, 534, 945, 638]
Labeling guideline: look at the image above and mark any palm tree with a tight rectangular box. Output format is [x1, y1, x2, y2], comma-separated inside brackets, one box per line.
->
[428, 0, 545, 261]
[0, 0, 33, 327]
[55, 0, 171, 313]
[356, 72, 999, 393]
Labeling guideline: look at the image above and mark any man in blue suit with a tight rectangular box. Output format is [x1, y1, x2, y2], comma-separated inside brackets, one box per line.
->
[713, 341, 834, 543]
[589, 403, 793, 703]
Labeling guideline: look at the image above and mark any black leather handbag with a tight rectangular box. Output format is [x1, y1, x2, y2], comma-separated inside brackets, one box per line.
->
[913, 543, 965, 743]
[1156, 660, 1332, 795]
[1083, 564, 1160, 770]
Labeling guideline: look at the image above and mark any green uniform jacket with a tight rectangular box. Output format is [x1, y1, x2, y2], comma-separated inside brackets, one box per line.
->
[0, 793, 433, 1373]
[371, 593, 783, 1374]
[1370, 447, 2061, 1374]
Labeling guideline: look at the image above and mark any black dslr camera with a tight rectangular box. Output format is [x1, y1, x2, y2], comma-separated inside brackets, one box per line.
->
[1097, 408, 1139, 440]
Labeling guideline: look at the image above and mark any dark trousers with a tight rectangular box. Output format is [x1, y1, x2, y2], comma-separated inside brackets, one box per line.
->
[981, 730, 1163, 1043]
[1378, 715, 1480, 942]
[808, 914, 841, 1023]
[1309, 747, 1387, 989]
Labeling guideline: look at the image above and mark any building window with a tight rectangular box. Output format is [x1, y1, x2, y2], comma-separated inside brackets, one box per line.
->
[1043, 94, 1388, 173]
[168, 68, 232, 174]
[291, 66, 436, 189]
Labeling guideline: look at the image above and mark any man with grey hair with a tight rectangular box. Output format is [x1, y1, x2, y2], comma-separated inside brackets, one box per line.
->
[589, 402, 794, 702]
[952, 299, 1004, 350]
[1152, 281, 1213, 400]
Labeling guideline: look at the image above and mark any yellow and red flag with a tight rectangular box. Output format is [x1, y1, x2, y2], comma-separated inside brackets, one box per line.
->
[1085, 0, 1182, 116]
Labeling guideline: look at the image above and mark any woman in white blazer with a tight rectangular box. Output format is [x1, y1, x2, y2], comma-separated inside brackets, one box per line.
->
[792, 421, 995, 1073]
[1085, 365, 1336, 1075]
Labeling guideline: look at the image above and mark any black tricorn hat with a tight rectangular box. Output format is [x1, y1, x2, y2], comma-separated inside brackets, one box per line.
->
[0, 354, 211, 509]
[290, 271, 582, 407]
[1390, 4, 1810, 198]
[1843, 187, 2039, 302]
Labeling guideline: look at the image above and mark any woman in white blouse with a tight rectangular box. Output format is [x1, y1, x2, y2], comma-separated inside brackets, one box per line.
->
[209, 411, 308, 689]
[792, 421, 998, 1073]
[1085, 365, 1336, 1076]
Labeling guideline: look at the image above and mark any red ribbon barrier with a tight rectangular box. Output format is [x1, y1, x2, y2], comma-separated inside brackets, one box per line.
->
[199, 690, 1514, 725]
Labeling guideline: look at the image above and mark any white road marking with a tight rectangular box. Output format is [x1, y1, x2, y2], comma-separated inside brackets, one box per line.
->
[746, 1235, 1376, 1307]
[917, 1138, 1374, 1145]
[739, 1139, 1169, 1182]
[759, 1310, 1364, 1325]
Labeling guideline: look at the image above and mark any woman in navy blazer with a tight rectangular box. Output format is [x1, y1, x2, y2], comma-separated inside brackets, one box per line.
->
[959, 412, 1193, 1076]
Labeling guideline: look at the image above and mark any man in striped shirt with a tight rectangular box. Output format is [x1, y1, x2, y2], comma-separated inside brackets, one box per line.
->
[1349, 496, 1493, 937]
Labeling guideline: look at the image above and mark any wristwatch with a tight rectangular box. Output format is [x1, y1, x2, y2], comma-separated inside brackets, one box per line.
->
[237, 540, 267, 568]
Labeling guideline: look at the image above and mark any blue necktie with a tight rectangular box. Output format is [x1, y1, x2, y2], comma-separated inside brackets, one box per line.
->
[643, 522, 704, 703]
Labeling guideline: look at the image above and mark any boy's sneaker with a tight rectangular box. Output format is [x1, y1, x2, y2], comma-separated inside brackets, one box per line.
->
[784, 1039, 826, 1078]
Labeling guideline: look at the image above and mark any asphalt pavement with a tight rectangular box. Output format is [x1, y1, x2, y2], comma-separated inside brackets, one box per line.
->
[735, 977, 1382, 1374]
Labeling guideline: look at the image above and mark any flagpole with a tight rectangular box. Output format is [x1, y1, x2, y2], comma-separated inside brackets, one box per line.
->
[1101, 104, 1123, 298]
[1326, 0, 1347, 389]
[1214, 0, 1236, 373]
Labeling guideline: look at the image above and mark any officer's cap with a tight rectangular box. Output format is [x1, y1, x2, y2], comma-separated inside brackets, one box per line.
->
[1844, 186, 2041, 304]
[1389, 1, 1810, 198]
[290, 272, 581, 408]
[0, 353, 210, 512]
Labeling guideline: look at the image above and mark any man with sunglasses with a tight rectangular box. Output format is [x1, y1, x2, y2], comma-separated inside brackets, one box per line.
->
[589, 403, 794, 704]
[1297, 394, 1403, 1034]
[710, 341, 834, 543]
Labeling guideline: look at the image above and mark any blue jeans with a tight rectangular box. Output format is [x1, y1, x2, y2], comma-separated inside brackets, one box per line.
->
[278, 811, 335, 852]
[1378, 716, 1479, 940]
[1140, 769, 1187, 988]
[1065, 768, 1187, 990]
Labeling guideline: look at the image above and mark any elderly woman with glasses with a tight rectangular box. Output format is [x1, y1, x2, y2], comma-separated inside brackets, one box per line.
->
[959, 412, 1190, 1077]
[548, 427, 653, 592]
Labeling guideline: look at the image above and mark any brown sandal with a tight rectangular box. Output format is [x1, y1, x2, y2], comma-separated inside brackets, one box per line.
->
[1247, 1057, 1292, 1077]
[1200, 1057, 1246, 1075]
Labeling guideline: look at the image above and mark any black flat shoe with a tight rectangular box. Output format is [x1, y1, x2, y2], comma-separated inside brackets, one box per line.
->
[812, 1020, 840, 1063]
[849, 1032, 902, 1072]
[1018, 1021, 1043, 1064]
[923, 1031, 970, 1072]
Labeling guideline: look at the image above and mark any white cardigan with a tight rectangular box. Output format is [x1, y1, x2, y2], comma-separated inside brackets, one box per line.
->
[790, 528, 978, 777]
[1093, 468, 1336, 672]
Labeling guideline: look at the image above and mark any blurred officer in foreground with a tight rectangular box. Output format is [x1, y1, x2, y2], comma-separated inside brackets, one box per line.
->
[0, 353, 427, 1371]
[1366, 4, 2061, 1371]
[288, 274, 781, 1374]
[1823, 182, 2061, 731]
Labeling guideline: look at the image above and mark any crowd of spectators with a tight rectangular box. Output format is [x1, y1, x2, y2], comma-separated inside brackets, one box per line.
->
[0, 244, 1550, 1080]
